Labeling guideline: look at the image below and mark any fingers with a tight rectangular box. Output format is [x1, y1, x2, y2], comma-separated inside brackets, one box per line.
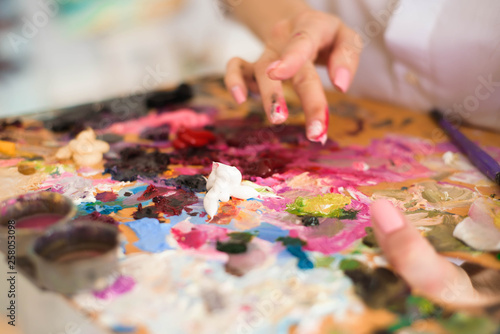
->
[267, 14, 340, 81]
[291, 62, 329, 144]
[225, 57, 253, 105]
[254, 51, 288, 124]
[370, 199, 497, 306]
[328, 25, 363, 93]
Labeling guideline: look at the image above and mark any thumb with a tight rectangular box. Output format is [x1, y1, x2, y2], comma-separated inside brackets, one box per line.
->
[370, 199, 495, 307]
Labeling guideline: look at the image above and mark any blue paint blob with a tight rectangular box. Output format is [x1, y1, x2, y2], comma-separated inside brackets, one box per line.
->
[124, 218, 175, 253]
[286, 245, 314, 270]
[112, 325, 136, 333]
[247, 223, 289, 243]
[81, 203, 122, 215]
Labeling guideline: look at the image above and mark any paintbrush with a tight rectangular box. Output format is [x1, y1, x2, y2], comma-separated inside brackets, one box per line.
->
[430, 109, 500, 185]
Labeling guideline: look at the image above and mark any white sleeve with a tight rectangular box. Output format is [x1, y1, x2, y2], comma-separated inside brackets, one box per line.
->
[311, 0, 500, 131]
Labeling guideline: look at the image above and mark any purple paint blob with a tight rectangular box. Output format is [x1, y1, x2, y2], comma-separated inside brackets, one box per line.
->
[16, 213, 64, 229]
[93, 276, 135, 300]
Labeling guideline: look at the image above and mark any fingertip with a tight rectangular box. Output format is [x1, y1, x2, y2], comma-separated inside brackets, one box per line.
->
[230, 86, 247, 104]
[371, 199, 405, 235]
[269, 97, 289, 124]
[265, 60, 282, 75]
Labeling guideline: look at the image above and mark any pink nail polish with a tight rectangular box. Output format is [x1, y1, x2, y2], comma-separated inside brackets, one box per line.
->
[266, 60, 282, 75]
[231, 86, 246, 104]
[333, 67, 351, 93]
[371, 199, 405, 234]
[270, 103, 286, 124]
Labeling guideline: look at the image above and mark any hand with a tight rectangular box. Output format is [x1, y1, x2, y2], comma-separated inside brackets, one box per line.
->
[225, 10, 363, 143]
[371, 199, 500, 308]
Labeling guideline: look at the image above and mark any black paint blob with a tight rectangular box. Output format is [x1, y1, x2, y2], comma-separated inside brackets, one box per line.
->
[104, 147, 170, 182]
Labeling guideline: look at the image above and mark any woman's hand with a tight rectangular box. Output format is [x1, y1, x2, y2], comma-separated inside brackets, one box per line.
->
[371, 199, 500, 307]
[225, 10, 363, 143]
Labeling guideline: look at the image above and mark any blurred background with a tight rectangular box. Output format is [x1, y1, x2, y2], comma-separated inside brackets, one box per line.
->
[0, 0, 263, 117]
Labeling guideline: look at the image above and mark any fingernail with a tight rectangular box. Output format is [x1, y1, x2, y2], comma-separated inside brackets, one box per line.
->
[231, 86, 246, 104]
[266, 60, 282, 75]
[307, 120, 327, 144]
[270, 103, 287, 124]
[307, 120, 324, 138]
[371, 199, 405, 234]
[317, 133, 327, 145]
[333, 67, 351, 93]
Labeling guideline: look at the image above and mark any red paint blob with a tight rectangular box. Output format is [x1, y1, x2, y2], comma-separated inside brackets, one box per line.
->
[16, 213, 64, 229]
[153, 190, 199, 216]
[174, 127, 216, 149]
[95, 191, 118, 203]
[138, 184, 161, 201]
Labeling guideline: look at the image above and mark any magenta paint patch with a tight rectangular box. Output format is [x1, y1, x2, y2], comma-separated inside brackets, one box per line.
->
[16, 213, 64, 229]
[93, 276, 135, 300]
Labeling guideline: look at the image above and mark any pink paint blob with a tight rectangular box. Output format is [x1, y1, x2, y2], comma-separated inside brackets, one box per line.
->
[106, 109, 212, 135]
[172, 227, 208, 249]
[15, 213, 64, 229]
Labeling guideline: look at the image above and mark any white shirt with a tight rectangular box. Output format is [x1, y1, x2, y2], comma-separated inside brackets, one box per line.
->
[310, 0, 500, 131]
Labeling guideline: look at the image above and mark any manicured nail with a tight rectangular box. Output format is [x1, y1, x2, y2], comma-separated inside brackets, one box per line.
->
[231, 86, 246, 104]
[317, 133, 327, 145]
[333, 67, 351, 93]
[371, 199, 405, 234]
[270, 102, 287, 124]
[266, 60, 282, 75]
[307, 119, 327, 144]
[307, 120, 323, 138]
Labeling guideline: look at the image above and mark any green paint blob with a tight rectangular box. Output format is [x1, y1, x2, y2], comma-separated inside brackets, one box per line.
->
[216, 232, 256, 254]
[216, 241, 247, 254]
[426, 221, 472, 252]
[276, 236, 306, 247]
[339, 259, 361, 271]
[315, 257, 335, 268]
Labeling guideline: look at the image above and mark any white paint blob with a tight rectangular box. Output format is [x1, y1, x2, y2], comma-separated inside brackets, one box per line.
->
[56, 128, 110, 166]
[203, 162, 259, 219]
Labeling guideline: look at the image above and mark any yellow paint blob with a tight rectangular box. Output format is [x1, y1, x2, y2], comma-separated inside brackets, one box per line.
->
[287, 193, 353, 218]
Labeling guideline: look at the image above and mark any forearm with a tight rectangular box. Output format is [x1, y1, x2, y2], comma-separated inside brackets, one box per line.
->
[229, 0, 311, 41]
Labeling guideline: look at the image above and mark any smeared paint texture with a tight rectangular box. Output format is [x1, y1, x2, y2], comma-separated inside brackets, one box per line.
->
[104, 147, 170, 182]
[341, 259, 410, 312]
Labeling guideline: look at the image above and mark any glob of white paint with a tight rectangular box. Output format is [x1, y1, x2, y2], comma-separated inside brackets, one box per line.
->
[203, 162, 259, 219]
[56, 128, 110, 166]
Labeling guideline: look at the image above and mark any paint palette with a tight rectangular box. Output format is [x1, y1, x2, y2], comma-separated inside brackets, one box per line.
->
[1, 77, 500, 333]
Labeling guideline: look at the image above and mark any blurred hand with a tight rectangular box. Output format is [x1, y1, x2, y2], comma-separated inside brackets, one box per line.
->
[371, 199, 500, 308]
[225, 10, 362, 143]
